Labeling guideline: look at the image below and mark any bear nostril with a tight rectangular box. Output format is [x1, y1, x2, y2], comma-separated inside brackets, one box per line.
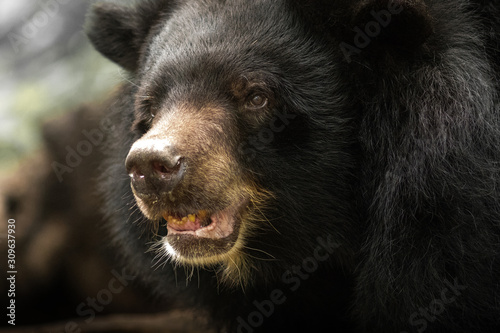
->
[153, 161, 169, 175]
[152, 158, 181, 176]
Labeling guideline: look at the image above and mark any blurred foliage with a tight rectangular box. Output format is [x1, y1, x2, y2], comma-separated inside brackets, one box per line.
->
[0, 0, 120, 172]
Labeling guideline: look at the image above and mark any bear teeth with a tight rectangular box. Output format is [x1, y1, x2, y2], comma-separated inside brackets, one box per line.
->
[164, 210, 209, 225]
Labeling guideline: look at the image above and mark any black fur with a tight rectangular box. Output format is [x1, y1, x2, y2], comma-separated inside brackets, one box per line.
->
[86, 0, 500, 332]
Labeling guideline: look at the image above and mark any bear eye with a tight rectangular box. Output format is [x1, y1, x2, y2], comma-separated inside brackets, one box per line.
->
[246, 93, 268, 109]
[150, 106, 158, 118]
[136, 92, 159, 120]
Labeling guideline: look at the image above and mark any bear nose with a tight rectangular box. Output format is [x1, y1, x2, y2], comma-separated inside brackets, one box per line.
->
[125, 141, 186, 196]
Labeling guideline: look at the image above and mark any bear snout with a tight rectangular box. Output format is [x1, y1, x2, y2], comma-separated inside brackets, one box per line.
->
[125, 138, 186, 198]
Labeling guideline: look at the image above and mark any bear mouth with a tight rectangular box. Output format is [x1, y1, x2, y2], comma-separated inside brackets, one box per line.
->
[161, 197, 249, 263]
[163, 201, 243, 239]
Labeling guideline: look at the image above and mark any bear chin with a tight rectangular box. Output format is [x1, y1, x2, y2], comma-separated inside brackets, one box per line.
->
[134, 187, 261, 285]
[159, 199, 255, 288]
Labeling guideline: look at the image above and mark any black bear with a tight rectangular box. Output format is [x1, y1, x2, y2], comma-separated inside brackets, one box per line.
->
[86, 0, 500, 332]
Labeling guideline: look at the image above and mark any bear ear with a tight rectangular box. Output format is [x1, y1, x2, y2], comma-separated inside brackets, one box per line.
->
[340, 0, 434, 63]
[85, 0, 173, 72]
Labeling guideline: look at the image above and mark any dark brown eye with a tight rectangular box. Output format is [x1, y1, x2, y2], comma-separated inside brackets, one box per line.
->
[135, 92, 158, 119]
[150, 106, 158, 118]
[247, 94, 268, 109]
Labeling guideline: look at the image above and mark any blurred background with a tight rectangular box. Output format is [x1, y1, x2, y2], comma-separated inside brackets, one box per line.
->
[0, 1, 211, 332]
[0, 0, 118, 172]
